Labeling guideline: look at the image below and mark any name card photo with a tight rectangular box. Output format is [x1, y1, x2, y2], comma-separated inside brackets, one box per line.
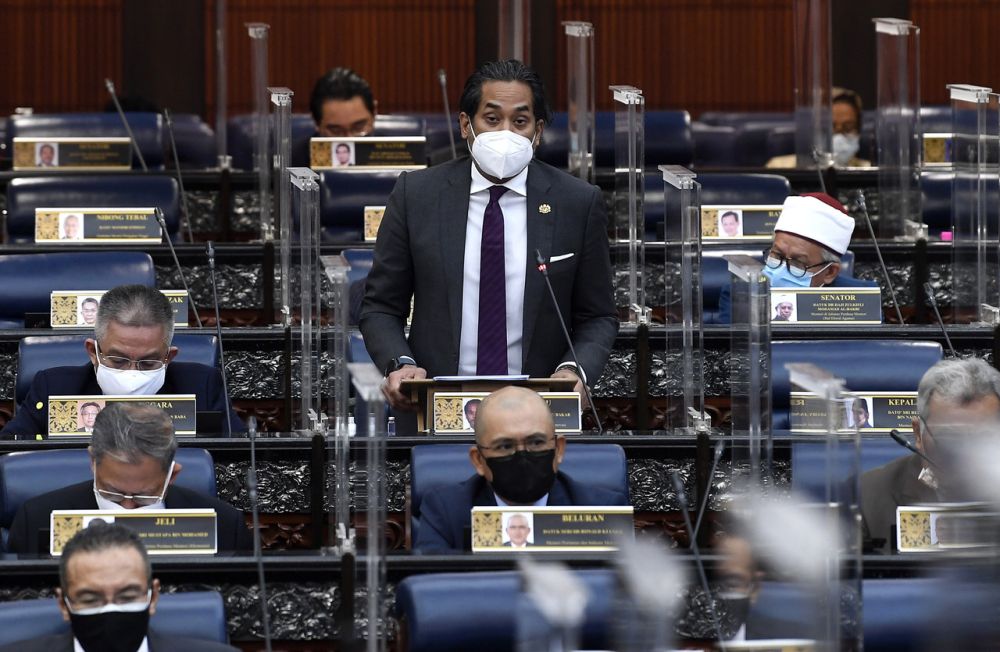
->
[35, 207, 161, 244]
[432, 391, 581, 434]
[770, 287, 882, 324]
[723, 642, 816, 652]
[923, 133, 953, 166]
[13, 137, 132, 171]
[471, 506, 634, 552]
[789, 391, 918, 433]
[51, 290, 189, 328]
[48, 394, 197, 437]
[701, 205, 783, 240]
[51, 509, 218, 556]
[897, 504, 994, 553]
[364, 205, 386, 242]
[310, 136, 426, 169]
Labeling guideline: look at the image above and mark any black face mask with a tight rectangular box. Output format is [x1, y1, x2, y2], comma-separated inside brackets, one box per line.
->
[719, 593, 752, 638]
[69, 607, 150, 652]
[485, 449, 556, 504]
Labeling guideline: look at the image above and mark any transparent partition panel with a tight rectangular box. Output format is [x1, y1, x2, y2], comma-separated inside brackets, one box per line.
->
[727, 255, 771, 491]
[792, 0, 833, 168]
[874, 18, 922, 239]
[497, 0, 530, 62]
[348, 363, 388, 652]
[269, 87, 293, 315]
[610, 85, 646, 323]
[246, 23, 271, 237]
[563, 21, 595, 183]
[321, 255, 352, 548]
[289, 168, 321, 431]
[948, 84, 994, 323]
[661, 165, 706, 432]
[214, 0, 229, 168]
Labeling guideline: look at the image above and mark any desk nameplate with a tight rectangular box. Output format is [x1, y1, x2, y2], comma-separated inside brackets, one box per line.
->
[364, 205, 386, 242]
[35, 207, 160, 245]
[48, 394, 197, 437]
[897, 504, 996, 553]
[471, 506, 634, 553]
[723, 641, 816, 652]
[790, 391, 917, 433]
[13, 137, 132, 171]
[50, 509, 217, 555]
[701, 204, 783, 240]
[51, 290, 189, 328]
[432, 391, 581, 434]
[771, 287, 882, 324]
[310, 136, 426, 170]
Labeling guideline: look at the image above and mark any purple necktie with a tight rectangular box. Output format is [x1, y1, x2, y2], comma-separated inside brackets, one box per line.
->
[477, 185, 509, 375]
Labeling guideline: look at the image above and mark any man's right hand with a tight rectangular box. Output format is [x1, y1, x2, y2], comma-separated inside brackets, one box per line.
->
[382, 365, 427, 411]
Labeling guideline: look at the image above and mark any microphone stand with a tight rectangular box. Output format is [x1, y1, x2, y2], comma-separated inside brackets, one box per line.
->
[104, 78, 148, 172]
[162, 109, 195, 243]
[207, 241, 233, 439]
[155, 209, 203, 327]
[246, 417, 273, 651]
[437, 69, 457, 160]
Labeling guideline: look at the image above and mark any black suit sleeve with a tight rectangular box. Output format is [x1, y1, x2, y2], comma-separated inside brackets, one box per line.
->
[0, 370, 49, 440]
[6, 502, 35, 553]
[413, 490, 460, 553]
[564, 186, 619, 382]
[359, 170, 416, 373]
[202, 366, 245, 434]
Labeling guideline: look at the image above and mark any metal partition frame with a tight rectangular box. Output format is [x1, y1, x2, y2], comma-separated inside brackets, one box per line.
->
[874, 18, 923, 239]
[321, 255, 352, 549]
[245, 22, 271, 238]
[498, 0, 531, 62]
[269, 87, 293, 319]
[288, 167, 321, 431]
[563, 21, 595, 183]
[792, 0, 833, 168]
[610, 85, 647, 323]
[214, 0, 229, 169]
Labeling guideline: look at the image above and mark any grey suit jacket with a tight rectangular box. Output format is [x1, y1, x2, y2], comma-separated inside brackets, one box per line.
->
[860, 453, 936, 552]
[360, 157, 618, 382]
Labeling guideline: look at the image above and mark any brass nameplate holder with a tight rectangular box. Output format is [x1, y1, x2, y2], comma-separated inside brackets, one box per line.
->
[471, 506, 634, 552]
[34, 207, 161, 244]
[897, 504, 996, 553]
[48, 394, 198, 437]
[923, 133, 953, 166]
[13, 137, 132, 171]
[770, 287, 883, 324]
[701, 204, 783, 240]
[50, 509, 218, 556]
[310, 136, 426, 169]
[364, 205, 386, 242]
[50, 290, 189, 328]
[432, 391, 581, 434]
[789, 391, 917, 433]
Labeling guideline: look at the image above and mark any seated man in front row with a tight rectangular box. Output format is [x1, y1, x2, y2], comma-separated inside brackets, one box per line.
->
[1, 284, 243, 439]
[718, 193, 877, 323]
[861, 357, 1000, 552]
[0, 521, 238, 652]
[8, 402, 252, 554]
[415, 386, 629, 552]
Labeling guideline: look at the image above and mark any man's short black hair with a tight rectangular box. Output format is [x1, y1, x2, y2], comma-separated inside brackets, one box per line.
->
[310, 67, 375, 123]
[459, 59, 552, 126]
[60, 521, 151, 593]
[82, 297, 99, 307]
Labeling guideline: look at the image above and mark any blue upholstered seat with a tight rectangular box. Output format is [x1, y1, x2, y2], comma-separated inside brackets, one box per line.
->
[319, 170, 402, 242]
[8, 112, 165, 169]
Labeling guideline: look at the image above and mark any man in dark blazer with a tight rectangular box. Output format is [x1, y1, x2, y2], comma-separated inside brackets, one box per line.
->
[360, 60, 617, 430]
[0, 522, 237, 651]
[1, 284, 243, 440]
[414, 387, 629, 553]
[7, 403, 251, 554]
[861, 358, 1000, 552]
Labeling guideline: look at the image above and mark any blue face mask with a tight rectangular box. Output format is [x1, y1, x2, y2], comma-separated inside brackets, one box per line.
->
[762, 256, 829, 288]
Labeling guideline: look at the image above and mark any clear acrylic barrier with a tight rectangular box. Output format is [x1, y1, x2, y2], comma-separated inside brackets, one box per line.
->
[661, 165, 707, 432]
[245, 23, 271, 238]
[347, 363, 388, 652]
[288, 168, 321, 431]
[214, 0, 228, 168]
[948, 84, 995, 323]
[270, 87, 293, 320]
[610, 85, 647, 323]
[498, 0, 530, 62]
[874, 18, 922, 239]
[563, 21, 595, 182]
[727, 255, 771, 490]
[792, 0, 832, 168]
[321, 255, 351, 549]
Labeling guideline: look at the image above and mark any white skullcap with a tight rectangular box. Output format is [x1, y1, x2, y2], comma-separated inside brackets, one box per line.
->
[773, 194, 855, 256]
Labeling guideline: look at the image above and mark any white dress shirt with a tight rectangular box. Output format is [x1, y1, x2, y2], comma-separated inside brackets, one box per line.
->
[75, 637, 149, 652]
[458, 164, 529, 375]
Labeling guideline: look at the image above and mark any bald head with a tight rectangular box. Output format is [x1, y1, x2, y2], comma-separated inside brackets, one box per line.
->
[474, 386, 555, 443]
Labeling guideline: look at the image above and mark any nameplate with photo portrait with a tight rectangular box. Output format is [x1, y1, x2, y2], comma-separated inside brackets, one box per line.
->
[13, 137, 132, 171]
[34, 207, 161, 244]
[47, 394, 197, 437]
[310, 136, 426, 169]
[431, 391, 581, 434]
[364, 205, 386, 242]
[50, 290, 190, 328]
[471, 506, 634, 553]
[896, 504, 995, 553]
[789, 391, 917, 433]
[701, 205, 783, 240]
[721, 641, 816, 652]
[770, 287, 882, 324]
[50, 509, 218, 556]
[923, 133, 953, 166]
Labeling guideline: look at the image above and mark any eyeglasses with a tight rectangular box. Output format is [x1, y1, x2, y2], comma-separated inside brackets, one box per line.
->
[65, 589, 152, 614]
[763, 249, 831, 279]
[94, 462, 173, 507]
[477, 434, 555, 457]
[96, 342, 168, 372]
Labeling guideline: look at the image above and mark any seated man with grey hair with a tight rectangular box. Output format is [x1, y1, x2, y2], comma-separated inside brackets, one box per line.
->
[861, 357, 1000, 552]
[1, 284, 243, 439]
[7, 402, 251, 554]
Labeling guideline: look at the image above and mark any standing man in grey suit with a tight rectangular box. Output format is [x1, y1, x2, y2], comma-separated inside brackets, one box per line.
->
[361, 59, 617, 429]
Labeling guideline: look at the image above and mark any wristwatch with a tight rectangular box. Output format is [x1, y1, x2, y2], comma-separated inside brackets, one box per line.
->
[385, 355, 417, 376]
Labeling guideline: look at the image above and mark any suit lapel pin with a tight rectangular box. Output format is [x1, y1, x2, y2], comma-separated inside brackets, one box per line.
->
[538, 203, 552, 214]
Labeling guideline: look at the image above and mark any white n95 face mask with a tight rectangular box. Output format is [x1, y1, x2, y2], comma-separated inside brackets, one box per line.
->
[832, 132, 860, 166]
[469, 127, 536, 180]
[95, 362, 166, 396]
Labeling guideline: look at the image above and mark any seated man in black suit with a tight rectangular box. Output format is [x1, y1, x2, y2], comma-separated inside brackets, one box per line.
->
[310, 67, 376, 138]
[414, 386, 629, 552]
[861, 358, 1000, 552]
[8, 403, 251, 554]
[0, 521, 238, 652]
[1, 284, 243, 439]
